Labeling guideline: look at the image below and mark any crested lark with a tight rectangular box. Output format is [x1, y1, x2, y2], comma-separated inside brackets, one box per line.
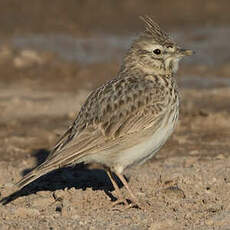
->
[15, 16, 193, 207]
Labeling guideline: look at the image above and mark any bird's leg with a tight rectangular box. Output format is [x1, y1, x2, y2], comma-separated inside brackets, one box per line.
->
[115, 171, 142, 209]
[106, 170, 128, 206]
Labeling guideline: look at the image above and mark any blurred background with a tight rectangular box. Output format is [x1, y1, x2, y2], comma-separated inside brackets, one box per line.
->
[0, 0, 230, 168]
[0, 0, 229, 170]
[0, 0, 230, 89]
[1, 1, 230, 228]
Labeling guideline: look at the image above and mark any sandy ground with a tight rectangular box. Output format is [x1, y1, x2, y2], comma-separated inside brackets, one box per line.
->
[0, 1, 230, 229]
[0, 84, 230, 229]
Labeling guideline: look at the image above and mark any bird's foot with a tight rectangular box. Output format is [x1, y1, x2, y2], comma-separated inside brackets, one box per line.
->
[111, 197, 145, 210]
[125, 198, 145, 210]
[111, 197, 128, 208]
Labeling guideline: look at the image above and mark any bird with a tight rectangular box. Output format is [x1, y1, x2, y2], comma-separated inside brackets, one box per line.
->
[15, 16, 193, 208]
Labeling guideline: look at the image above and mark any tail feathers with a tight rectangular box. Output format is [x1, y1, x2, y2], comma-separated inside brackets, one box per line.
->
[16, 167, 54, 189]
[16, 126, 75, 189]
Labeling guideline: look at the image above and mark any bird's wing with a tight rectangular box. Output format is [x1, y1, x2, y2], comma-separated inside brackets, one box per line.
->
[40, 75, 170, 166]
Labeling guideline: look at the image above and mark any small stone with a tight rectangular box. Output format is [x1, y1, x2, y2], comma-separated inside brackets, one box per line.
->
[162, 186, 186, 199]
[205, 219, 214, 226]
[55, 204, 63, 213]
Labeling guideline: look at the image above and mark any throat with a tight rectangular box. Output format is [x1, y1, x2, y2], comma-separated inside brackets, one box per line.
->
[138, 63, 163, 75]
[120, 61, 166, 76]
[165, 58, 180, 74]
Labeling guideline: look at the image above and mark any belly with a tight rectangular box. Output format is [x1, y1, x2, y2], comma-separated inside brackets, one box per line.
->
[114, 107, 179, 173]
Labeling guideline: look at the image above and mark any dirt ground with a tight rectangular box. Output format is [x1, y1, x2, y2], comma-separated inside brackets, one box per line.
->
[0, 1, 230, 229]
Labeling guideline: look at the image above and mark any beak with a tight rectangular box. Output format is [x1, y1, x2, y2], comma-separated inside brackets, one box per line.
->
[176, 48, 194, 56]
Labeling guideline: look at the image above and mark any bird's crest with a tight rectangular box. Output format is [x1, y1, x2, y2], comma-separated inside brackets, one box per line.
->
[140, 15, 172, 45]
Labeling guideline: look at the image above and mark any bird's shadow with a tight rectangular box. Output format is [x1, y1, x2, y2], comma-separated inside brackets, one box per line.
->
[0, 148, 126, 205]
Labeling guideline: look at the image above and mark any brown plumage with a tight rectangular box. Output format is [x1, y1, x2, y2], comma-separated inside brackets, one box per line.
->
[16, 16, 193, 208]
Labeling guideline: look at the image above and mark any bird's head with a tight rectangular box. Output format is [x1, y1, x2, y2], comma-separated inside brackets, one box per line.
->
[123, 16, 194, 75]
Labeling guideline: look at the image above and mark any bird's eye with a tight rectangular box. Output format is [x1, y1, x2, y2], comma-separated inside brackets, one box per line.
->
[153, 49, 161, 55]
